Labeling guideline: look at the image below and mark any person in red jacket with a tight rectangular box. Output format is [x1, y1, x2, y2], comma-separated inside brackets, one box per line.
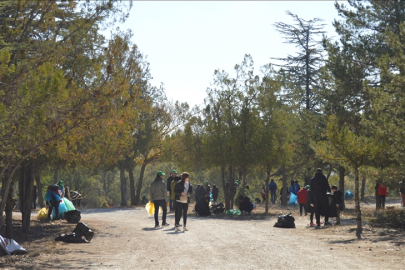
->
[378, 182, 388, 209]
[297, 185, 308, 216]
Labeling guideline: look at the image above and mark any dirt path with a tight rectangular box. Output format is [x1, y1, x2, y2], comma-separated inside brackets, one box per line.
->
[1, 203, 404, 269]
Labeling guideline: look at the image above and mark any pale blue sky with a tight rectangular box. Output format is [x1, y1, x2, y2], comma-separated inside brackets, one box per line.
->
[117, 1, 339, 107]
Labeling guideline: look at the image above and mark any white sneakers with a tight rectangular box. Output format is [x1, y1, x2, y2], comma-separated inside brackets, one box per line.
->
[183, 227, 188, 232]
[174, 226, 188, 232]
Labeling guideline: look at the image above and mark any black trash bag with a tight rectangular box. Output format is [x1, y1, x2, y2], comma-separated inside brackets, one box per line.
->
[55, 233, 86, 243]
[65, 210, 81, 223]
[210, 202, 225, 215]
[274, 213, 295, 228]
[54, 222, 94, 243]
[73, 222, 94, 242]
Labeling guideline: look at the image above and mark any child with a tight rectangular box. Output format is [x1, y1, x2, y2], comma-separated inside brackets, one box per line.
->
[297, 185, 308, 216]
[305, 185, 316, 226]
[331, 185, 343, 225]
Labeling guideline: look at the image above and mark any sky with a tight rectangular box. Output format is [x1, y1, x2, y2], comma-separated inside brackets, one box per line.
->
[115, 1, 340, 107]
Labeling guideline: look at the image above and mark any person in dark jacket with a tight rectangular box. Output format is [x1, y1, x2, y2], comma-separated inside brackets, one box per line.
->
[212, 184, 219, 202]
[268, 179, 278, 204]
[194, 185, 201, 203]
[174, 172, 192, 232]
[141, 194, 148, 205]
[195, 195, 211, 216]
[239, 195, 254, 215]
[150, 171, 170, 229]
[204, 181, 211, 195]
[166, 170, 180, 212]
[310, 168, 331, 228]
[331, 185, 343, 225]
[305, 186, 316, 226]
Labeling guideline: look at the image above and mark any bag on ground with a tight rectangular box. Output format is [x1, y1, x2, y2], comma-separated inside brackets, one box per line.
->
[274, 213, 295, 228]
[288, 193, 298, 206]
[344, 190, 354, 200]
[225, 209, 241, 216]
[37, 207, 48, 221]
[0, 235, 26, 255]
[64, 210, 81, 223]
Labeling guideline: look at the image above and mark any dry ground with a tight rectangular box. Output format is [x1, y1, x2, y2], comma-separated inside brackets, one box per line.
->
[0, 197, 404, 269]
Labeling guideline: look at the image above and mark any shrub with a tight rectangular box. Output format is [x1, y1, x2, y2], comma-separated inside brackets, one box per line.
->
[371, 210, 405, 229]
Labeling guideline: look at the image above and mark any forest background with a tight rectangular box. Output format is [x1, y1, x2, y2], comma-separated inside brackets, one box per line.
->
[1, 0, 405, 237]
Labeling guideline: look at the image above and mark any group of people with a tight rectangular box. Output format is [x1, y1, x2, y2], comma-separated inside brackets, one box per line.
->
[194, 182, 219, 204]
[150, 170, 193, 232]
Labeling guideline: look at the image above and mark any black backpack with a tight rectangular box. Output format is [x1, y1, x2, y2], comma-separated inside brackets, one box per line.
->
[274, 213, 295, 228]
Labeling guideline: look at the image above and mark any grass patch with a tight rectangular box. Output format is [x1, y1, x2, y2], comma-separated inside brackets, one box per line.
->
[370, 210, 405, 230]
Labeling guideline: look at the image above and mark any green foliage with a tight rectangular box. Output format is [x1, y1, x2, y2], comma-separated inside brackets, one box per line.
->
[371, 210, 405, 229]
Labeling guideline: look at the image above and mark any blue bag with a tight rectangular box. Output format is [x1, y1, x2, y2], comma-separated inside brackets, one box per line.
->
[344, 190, 354, 200]
[288, 193, 298, 206]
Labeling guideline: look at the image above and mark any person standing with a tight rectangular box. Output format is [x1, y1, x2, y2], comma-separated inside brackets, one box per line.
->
[260, 185, 266, 203]
[310, 168, 331, 228]
[204, 181, 211, 195]
[297, 186, 308, 216]
[150, 171, 169, 229]
[378, 182, 388, 209]
[400, 183, 405, 207]
[293, 181, 300, 195]
[167, 170, 180, 212]
[212, 184, 219, 202]
[268, 179, 278, 204]
[174, 172, 192, 232]
[32, 185, 38, 209]
[331, 185, 343, 225]
[305, 185, 316, 226]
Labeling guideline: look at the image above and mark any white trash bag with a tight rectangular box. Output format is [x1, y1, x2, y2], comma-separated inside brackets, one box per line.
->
[0, 235, 27, 255]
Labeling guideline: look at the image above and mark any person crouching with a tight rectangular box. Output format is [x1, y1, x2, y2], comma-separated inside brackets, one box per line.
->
[239, 195, 254, 216]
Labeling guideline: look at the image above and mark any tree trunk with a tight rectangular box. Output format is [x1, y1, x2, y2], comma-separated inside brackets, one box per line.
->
[239, 170, 245, 196]
[19, 161, 35, 232]
[375, 181, 379, 211]
[129, 169, 136, 206]
[265, 169, 270, 214]
[119, 163, 127, 206]
[135, 162, 147, 205]
[5, 191, 14, 239]
[102, 170, 107, 197]
[53, 167, 58, 183]
[360, 175, 366, 201]
[221, 166, 229, 210]
[354, 167, 362, 238]
[281, 166, 288, 206]
[35, 171, 45, 208]
[229, 166, 234, 209]
[339, 166, 345, 207]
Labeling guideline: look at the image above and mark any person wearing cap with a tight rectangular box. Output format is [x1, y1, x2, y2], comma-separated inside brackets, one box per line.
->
[297, 185, 308, 216]
[57, 180, 65, 198]
[141, 194, 148, 205]
[310, 168, 331, 228]
[150, 171, 170, 229]
[167, 170, 180, 212]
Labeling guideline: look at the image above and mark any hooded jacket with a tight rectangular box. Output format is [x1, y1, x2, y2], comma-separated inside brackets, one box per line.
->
[297, 188, 308, 204]
[310, 172, 331, 198]
[195, 197, 210, 216]
[150, 177, 167, 201]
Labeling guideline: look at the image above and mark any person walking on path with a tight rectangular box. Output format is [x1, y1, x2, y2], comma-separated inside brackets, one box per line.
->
[268, 179, 278, 204]
[377, 182, 388, 209]
[166, 170, 180, 212]
[150, 171, 170, 229]
[212, 184, 219, 202]
[174, 172, 192, 232]
[297, 186, 308, 216]
[310, 168, 331, 228]
[260, 185, 266, 203]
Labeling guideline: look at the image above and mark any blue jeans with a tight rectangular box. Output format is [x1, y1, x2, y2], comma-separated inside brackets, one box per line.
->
[169, 199, 174, 211]
[270, 191, 276, 204]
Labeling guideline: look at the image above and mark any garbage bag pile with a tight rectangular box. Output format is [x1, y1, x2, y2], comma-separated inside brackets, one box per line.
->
[0, 235, 26, 256]
[274, 213, 296, 228]
[55, 222, 94, 243]
[210, 202, 225, 215]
